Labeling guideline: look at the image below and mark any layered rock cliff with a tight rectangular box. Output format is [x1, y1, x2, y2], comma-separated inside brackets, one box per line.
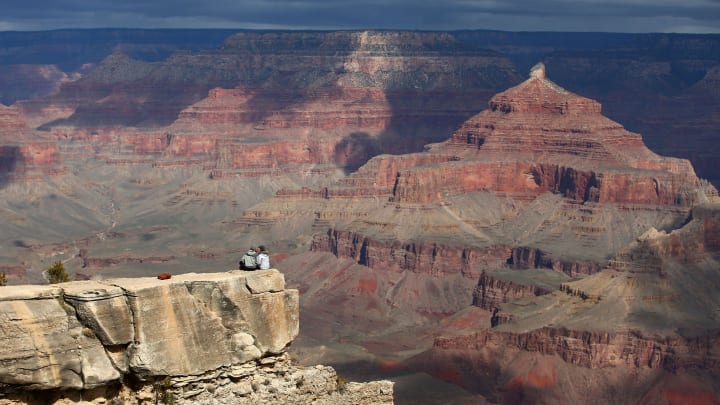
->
[255, 63, 716, 272]
[0, 105, 64, 182]
[238, 64, 720, 403]
[0, 270, 393, 404]
[407, 204, 720, 403]
[18, 31, 518, 178]
[536, 34, 720, 188]
[399, 62, 710, 206]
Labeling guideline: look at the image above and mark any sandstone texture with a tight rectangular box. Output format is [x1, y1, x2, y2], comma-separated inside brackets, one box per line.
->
[0, 270, 393, 404]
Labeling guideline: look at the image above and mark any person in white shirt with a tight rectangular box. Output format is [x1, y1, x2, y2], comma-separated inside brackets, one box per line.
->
[256, 245, 270, 270]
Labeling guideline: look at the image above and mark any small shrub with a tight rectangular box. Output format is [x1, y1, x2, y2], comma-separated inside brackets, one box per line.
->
[154, 376, 175, 405]
[47, 260, 69, 284]
[335, 375, 348, 392]
[0, 272, 6, 286]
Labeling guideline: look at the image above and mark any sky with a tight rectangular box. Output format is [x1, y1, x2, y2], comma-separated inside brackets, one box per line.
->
[1, 0, 719, 34]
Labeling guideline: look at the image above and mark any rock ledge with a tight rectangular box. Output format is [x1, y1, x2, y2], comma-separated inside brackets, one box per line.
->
[0, 270, 393, 404]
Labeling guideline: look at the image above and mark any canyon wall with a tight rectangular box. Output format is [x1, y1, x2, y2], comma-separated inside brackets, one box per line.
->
[404, 204, 720, 402]
[0, 105, 64, 181]
[313, 229, 510, 280]
[12, 30, 518, 179]
[0, 270, 393, 404]
[434, 327, 720, 371]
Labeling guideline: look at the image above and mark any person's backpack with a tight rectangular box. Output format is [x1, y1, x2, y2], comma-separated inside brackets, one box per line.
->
[242, 251, 258, 269]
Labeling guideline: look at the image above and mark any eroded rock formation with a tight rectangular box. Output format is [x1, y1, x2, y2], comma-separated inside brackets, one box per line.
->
[259, 65, 720, 402]
[410, 203, 720, 402]
[399, 62, 711, 206]
[0, 270, 393, 404]
[255, 63, 717, 271]
[18, 30, 518, 178]
[0, 105, 64, 181]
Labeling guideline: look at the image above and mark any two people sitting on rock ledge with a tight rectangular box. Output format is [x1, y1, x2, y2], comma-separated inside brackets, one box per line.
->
[239, 245, 270, 270]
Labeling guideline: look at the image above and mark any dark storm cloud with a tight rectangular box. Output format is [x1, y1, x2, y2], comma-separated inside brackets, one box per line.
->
[1, 0, 719, 33]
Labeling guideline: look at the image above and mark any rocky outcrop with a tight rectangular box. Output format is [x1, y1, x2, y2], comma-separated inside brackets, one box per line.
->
[391, 63, 710, 206]
[472, 272, 550, 311]
[424, 204, 720, 403]
[313, 229, 510, 279]
[250, 64, 715, 279]
[508, 246, 604, 276]
[0, 270, 393, 404]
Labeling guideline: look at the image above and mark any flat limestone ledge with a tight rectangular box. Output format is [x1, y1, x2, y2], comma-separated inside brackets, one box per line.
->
[0, 269, 299, 391]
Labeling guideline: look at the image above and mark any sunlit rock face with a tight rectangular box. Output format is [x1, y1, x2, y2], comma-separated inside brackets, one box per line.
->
[0, 270, 297, 389]
[0, 270, 394, 404]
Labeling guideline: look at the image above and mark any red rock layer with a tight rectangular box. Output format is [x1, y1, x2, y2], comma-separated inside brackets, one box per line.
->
[434, 327, 720, 371]
[269, 63, 711, 209]
[392, 63, 708, 206]
[312, 229, 510, 280]
[433, 203, 720, 395]
[22, 31, 516, 176]
[472, 272, 550, 311]
[172, 87, 393, 131]
[243, 64, 715, 281]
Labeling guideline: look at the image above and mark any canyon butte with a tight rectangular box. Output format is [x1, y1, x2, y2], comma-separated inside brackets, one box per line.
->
[0, 29, 719, 404]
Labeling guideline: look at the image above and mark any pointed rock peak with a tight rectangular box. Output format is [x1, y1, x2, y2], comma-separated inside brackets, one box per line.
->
[529, 62, 546, 79]
[488, 62, 601, 115]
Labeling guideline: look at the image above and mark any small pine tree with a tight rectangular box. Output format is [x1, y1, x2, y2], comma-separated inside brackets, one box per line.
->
[47, 260, 69, 284]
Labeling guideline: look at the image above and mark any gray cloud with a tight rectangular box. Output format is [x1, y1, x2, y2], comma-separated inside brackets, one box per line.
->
[0, 0, 718, 33]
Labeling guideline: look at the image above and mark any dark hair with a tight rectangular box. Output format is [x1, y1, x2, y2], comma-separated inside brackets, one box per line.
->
[259, 245, 267, 251]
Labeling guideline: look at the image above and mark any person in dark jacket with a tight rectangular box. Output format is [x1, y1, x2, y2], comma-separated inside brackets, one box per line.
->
[239, 247, 258, 270]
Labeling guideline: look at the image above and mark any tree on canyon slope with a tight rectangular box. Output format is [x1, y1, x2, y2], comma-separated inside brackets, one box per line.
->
[47, 260, 69, 284]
